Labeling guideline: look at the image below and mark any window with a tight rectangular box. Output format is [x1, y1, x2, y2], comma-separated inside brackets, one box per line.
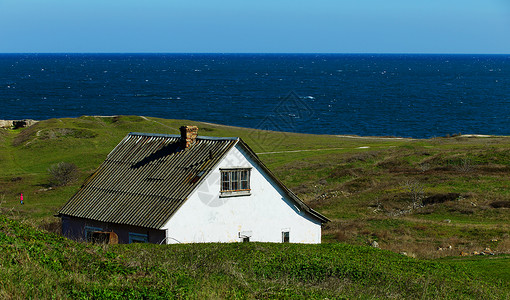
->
[239, 231, 252, 243]
[84, 226, 103, 242]
[282, 231, 290, 243]
[90, 231, 116, 244]
[220, 168, 251, 196]
[129, 232, 148, 243]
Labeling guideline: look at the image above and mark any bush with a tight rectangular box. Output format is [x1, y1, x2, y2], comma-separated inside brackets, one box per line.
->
[400, 179, 424, 209]
[490, 201, 510, 208]
[48, 162, 79, 187]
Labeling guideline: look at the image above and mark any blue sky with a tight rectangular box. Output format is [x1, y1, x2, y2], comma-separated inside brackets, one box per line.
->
[1, 0, 509, 53]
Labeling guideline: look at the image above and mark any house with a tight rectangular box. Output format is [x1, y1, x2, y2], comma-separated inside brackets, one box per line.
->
[58, 126, 329, 244]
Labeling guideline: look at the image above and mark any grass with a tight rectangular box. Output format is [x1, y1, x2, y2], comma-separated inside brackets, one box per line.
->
[0, 215, 508, 299]
[1, 116, 510, 298]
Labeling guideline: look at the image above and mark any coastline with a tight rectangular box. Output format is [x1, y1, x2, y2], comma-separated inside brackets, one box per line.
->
[1, 116, 505, 140]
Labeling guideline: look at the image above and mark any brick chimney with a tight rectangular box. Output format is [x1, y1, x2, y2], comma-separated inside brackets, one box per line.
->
[180, 126, 198, 149]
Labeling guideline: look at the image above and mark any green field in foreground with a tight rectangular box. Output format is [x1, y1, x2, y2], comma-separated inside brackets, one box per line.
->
[1, 116, 509, 298]
[0, 215, 508, 299]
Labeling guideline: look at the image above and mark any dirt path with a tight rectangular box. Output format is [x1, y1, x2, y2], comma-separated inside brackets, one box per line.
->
[256, 145, 396, 155]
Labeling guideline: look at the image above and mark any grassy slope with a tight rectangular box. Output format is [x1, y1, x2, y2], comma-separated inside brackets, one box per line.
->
[1, 116, 510, 298]
[0, 115, 406, 223]
[0, 215, 508, 299]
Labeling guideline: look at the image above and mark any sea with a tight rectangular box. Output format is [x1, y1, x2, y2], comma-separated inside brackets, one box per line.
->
[1, 53, 509, 138]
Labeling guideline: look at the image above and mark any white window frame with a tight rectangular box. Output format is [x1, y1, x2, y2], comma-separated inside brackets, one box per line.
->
[220, 168, 251, 197]
[129, 232, 148, 243]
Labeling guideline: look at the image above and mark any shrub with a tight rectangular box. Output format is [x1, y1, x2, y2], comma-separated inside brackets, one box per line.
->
[422, 193, 461, 205]
[490, 201, 510, 208]
[400, 179, 424, 209]
[48, 162, 79, 187]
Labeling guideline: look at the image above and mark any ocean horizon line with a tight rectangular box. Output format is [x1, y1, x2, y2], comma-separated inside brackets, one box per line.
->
[1, 52, 510, 56]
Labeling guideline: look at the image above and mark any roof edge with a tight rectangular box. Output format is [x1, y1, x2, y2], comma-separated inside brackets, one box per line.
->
[128, 132, 239, 141]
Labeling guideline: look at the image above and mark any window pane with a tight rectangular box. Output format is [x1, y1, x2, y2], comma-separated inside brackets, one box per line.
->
[231, 171, 239, 190]
[85, 226, 102, 242]
[222, 172, 229, 182]
[129, 233, 148, 243]
[240, 170, 249, 190]
[221, 172, 230, 191]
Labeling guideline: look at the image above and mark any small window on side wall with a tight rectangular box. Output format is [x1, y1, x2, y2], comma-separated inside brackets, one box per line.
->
[129, 232, 148, 243]
[282, 231, 290, 243]
[239, 231, 252, 243]
[84, 226, 103, 242]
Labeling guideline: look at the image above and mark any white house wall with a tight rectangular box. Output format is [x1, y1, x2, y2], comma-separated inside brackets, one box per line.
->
[161, 144, 322, 244]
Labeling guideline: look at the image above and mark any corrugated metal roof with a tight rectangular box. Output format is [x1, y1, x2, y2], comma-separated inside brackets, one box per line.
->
[59, 133, 237, 229]
[59, 131, 329, 229]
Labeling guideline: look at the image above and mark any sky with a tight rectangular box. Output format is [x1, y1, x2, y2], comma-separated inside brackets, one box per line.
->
[1, 0, 509, 54]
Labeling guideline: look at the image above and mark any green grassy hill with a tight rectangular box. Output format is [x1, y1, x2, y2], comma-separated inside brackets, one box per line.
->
[1, 115, 509, 298]
[0, 215, 508, 299]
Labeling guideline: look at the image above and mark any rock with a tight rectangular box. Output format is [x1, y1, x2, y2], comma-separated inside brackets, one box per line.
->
[444, 219, 451, 223]
[0, 119, 38, 129]
[371, 241, 379, 248]
[0, 120, 12, 128]
[482, 248, 494, 255]
[460, 252, 469, 256]
[400, 252, 416, 258]
[438, 245, 453, 251]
